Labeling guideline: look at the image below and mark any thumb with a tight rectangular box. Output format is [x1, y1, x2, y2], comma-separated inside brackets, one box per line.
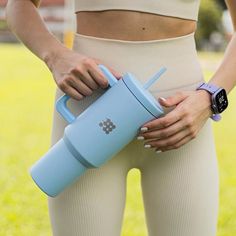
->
[158, 92, 188, 107]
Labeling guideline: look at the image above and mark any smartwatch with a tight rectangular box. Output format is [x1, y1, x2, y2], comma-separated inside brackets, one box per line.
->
[196, 82, 228, 121]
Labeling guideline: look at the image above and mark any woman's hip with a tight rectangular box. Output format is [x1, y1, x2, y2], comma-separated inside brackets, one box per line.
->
[71, 32, 204, 96]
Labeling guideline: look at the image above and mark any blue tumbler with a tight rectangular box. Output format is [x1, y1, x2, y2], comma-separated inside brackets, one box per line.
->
[30, 64, 166, 197]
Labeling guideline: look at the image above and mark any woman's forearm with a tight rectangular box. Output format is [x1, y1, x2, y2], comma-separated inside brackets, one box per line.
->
[6, 0, 69, 65]
[208, 36, 236, 94]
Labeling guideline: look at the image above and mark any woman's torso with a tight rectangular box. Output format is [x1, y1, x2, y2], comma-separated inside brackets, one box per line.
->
[76, 11, 197, 41]
[56, 1, 204, 122]
[75, 0, 200, 41]
[71, 0, 203, 96]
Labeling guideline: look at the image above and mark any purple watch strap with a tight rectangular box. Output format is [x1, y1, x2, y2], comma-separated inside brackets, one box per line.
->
[211, 114, 221, 121]
[196, 82, 222, 121]
[197, 82, 219, 94]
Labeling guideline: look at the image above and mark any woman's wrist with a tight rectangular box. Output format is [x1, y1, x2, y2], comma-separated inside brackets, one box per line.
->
[195, 89, 213, 117]
[42, 43, 71, 71]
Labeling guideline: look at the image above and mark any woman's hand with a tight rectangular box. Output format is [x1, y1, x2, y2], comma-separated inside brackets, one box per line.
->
[137, 90, 213, 152]
[45, 47, 122, 100]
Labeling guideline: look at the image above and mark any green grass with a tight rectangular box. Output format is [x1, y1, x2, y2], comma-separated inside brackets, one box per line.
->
[0, 44, 236, 236]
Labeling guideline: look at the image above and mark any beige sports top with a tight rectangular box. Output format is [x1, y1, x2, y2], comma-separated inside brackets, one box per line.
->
[74, 0, 201, 21]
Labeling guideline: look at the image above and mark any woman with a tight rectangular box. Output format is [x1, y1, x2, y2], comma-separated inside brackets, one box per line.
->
[6, 0, 236, 235]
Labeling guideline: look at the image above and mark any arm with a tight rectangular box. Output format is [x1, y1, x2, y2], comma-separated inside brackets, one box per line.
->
[137, 1, 236, 152]
[6, 0, 66, 63]
[208, 0, 236, 93]
[31, 0, 40, 8]
[226, 0, 236, 30]
[6, 0, 122, 99]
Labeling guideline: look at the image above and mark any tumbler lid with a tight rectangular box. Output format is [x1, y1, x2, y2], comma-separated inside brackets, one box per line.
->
[123, 72, 164, 118]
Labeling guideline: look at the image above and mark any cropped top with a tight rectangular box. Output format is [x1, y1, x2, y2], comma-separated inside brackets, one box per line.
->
[74, 0, 201, 21]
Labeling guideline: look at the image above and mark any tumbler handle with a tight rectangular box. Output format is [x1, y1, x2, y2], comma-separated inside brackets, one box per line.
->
[56, 95, 75, 123]
[56, 64, 118, 123]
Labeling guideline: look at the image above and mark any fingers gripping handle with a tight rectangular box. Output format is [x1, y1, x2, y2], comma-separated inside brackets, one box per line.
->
[99, 64, 118, 87]
[56, 64, 118, 123]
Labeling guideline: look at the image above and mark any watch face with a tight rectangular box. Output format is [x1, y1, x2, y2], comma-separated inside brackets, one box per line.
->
[214, 89, 228, 113]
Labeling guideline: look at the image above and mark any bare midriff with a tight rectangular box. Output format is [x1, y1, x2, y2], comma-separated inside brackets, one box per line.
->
[76, 10, 197, 41]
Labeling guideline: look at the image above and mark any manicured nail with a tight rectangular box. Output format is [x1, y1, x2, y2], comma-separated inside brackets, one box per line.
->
[140, 127, 148, 132]
[156, 150, 162, 153]
[137, 136, 144, 140]
[159, 97, 166, 102]
[144, 144, 152, 148]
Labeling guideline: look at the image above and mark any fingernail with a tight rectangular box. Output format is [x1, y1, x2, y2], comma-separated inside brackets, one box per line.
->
[137, 136, 144, 140]
[144, 144, 152, 148]
[116, 74, 122, 79]
[156, 150, 162, 153]
[159, 97, 166, 102]
[140, 127, 148, 132]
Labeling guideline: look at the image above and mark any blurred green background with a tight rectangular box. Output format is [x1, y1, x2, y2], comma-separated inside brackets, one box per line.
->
[0, 42, 236, 236]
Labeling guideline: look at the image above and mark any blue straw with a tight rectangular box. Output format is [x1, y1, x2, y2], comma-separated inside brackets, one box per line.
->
[143, 67, 167, 90]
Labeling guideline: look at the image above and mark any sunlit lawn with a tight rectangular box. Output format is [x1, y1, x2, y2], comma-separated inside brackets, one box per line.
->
[0, 44, 236, 236]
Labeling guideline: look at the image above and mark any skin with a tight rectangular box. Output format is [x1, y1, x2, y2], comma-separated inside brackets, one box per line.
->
[5, 0, 236, 152]
[140, 0, 236, 152]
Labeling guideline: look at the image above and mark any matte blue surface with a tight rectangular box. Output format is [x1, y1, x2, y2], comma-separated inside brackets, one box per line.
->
[31, 64, 165, 197]
[64, 79, 157, 168]
[123, 72, 164, 118]
[30, 139, 87, 197]
[56, 95, 76, 123]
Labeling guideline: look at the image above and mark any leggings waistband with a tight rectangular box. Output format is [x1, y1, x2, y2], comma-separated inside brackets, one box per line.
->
[73, 32, 196, 45]
[72, 32, 204, 95]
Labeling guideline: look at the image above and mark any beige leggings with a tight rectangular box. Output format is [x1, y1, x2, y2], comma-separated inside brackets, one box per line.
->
[48, 32, 219, 236]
